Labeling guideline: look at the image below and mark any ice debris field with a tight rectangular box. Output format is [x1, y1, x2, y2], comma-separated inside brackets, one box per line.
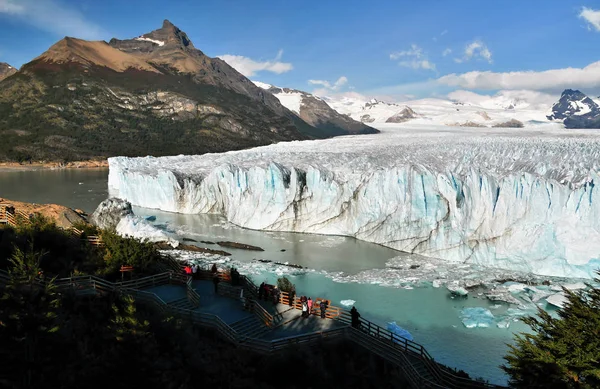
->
[109, 125, 600, 279]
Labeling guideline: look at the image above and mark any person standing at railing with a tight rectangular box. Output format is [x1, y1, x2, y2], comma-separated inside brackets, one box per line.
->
[319, 299, 328, 319]
[272, 286, 280, 305]
[307, 297, 313, 314]
[212, 274, 220, 294]
[288, 284, 296, 307]
[258, 282, 265, 300]
[350, 306, 361, 329]
[301, 299, 308, 318]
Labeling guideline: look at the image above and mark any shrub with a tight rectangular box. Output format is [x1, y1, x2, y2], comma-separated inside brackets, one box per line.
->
[503, 271, 600, 388]
[277, 276, 294, 293]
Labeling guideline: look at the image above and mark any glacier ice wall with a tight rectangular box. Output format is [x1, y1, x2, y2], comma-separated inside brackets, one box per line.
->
[108, 127, 600, 278]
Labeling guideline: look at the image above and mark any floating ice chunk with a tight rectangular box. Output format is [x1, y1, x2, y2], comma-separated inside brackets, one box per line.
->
[460, 307, 495, 328]
[496, 319, 511, 329]
[387, 322, 413, 341]
[563, 282, 587, 290]
[340, 299, 356, 307]
[546, 292, 568, 308]
[504, 282, 528, 293]
[447, 285, 469, 296]
[116, 216, 179, 247]
[432, 279, 443, 288]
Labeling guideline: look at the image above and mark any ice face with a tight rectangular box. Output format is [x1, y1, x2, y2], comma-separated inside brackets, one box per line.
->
[108, 125, 600, 278]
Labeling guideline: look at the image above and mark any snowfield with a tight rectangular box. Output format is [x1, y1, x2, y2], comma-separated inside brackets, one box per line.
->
[109, 124, 600, 278]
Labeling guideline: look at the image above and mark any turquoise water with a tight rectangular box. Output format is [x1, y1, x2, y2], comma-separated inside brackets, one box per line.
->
[0, 168, 525, 385]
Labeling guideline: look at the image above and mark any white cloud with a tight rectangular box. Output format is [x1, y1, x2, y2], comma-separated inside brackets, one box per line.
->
[218, 49, 293, 77]
[390, 44, 423, 60]
[438, 61, 600, 91]
[442, 48, 452, 57]
[454, 40, 492, 64]
[580, 7, 600, 31]
[399, 59, 436, 71]
[390, 44, 436, 72]
[308, 76, 348, 90]
[0, 0, 105, 39]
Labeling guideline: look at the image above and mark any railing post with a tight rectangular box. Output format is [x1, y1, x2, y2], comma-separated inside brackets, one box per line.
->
[368, 321, 371, 335]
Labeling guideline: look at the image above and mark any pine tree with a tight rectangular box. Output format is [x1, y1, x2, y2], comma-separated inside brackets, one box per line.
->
[502, 271, 600, 388]
[0, 244, 60, 387]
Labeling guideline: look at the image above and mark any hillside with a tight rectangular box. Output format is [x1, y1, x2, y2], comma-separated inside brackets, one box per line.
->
[0, 21, 340, 162]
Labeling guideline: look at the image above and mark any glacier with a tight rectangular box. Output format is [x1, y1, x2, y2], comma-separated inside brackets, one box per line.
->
[108, 125, 600, 279]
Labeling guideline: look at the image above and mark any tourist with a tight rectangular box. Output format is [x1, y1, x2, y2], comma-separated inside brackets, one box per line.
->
[320, 299, 328, 319]
[258, 282, 265, 300]
[211, 263, 218, 274]
[302, 300, 308, 318]
[212, 274, 220, 293]
[184, 264, 192, 275]
[307, 297, 313, 314]
[350, 306, 361, 329]
[289, 285, 296, 307]
[272, 286, 280, 305]
[191, 264, 198, 278]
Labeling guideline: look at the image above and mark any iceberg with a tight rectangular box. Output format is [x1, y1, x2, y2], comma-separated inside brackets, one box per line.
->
[340, 299, 356, 307]
[387, 322, 414, 341]
[460, 307, 495, 328]
[108, 126, 600, 278]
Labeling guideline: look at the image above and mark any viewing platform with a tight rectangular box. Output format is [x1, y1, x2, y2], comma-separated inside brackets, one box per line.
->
[0, 260, 506, 389]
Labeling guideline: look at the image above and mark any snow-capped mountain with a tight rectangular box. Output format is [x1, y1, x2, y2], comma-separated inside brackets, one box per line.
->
[252, 81, 378, 136]
[547, 89, 600, 129]
[547, 89, 599, 120]
[323, 91, 553, 128]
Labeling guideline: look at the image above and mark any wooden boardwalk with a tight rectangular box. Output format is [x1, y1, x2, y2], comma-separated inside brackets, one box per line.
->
[0, 266, 506, 389]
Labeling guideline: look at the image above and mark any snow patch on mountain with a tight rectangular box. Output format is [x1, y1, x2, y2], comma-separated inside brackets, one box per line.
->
[135, 36, 165, 46]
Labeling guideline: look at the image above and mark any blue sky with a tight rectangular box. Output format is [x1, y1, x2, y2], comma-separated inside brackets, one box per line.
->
[1, 0, 600, 100]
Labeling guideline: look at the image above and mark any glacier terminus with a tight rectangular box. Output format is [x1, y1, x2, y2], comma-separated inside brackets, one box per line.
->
[109, 124, 600, 279]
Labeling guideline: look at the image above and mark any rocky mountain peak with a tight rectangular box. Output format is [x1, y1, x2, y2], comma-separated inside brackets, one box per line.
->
[0, 62, 17, 82]
[547, 89, 599, 121]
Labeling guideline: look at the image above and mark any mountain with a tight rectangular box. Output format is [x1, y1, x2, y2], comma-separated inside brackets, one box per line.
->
[0, 20, 337, 162]
[324, 93, 552, 128]
[0, 63, 16, 82]
[252, 81, 377, 136]
[385, 106, 418, 123]
[547, 89, 600, 128]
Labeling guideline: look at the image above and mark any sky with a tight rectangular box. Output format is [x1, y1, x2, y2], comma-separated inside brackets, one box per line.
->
[1, 0, 600, 102]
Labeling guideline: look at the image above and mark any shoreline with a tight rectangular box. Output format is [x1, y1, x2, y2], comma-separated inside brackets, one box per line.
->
[0, 160, 108, 172]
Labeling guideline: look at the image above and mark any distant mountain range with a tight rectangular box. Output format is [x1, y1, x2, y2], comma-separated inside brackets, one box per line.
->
[0, 20, 373, 162]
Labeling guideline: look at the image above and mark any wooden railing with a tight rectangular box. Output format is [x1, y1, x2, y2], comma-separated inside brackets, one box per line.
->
[337, 311, 503, 388]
